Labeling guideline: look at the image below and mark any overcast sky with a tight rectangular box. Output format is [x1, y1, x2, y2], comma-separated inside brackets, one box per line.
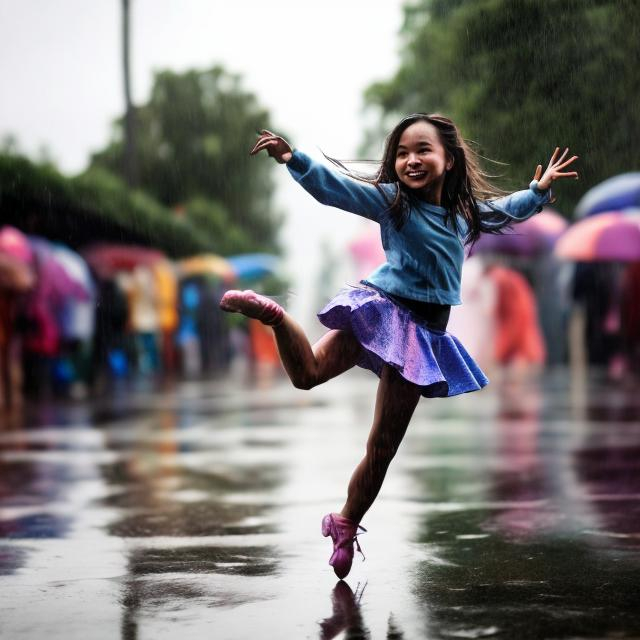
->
[0, 0, 404, 326]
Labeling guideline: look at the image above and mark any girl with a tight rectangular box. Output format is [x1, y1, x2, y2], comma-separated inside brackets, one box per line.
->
[220, 114, 578, 579]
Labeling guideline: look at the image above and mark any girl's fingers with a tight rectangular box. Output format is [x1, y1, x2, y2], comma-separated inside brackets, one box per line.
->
[249, 141, 267, 155]
[548, 147, 560, 167]
[554, 147, 569, 166]
[533, 165, 542, 181]
[251, 135, 279, 149]
[555, 171, 579, 178]
[250, 134, 272, 153]
[556, 155, 579, 170]
[250, 139, 279, 155]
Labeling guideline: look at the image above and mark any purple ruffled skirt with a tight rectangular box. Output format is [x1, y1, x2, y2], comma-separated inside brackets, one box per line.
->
[317, 286, 489, 398]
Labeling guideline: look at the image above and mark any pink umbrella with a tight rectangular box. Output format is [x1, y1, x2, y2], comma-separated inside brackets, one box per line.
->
[554, 209, 640, 261]
[0, 226, 33, 264]
[82, 244, 166, 279]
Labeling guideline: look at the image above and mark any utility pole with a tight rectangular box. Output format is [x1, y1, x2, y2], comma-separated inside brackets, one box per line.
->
[122, 0, 138, 187]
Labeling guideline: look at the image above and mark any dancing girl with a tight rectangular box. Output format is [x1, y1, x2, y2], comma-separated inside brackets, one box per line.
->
[220, 113, 578, 579]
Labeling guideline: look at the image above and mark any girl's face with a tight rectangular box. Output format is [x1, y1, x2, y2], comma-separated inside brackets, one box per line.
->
[394, 120, 452, 205]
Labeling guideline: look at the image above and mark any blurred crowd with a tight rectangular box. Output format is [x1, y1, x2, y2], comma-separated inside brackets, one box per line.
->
[2, 172, 640, 408]
[0, 225, 281, 408]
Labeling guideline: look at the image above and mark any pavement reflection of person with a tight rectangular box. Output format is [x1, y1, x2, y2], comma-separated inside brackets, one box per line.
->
[319, 580, 406, 640]
[574, 391, 640, 543]
[319, 581, 369, 640]
[488, 378, 551, 538]
[620, 262, 640, 377]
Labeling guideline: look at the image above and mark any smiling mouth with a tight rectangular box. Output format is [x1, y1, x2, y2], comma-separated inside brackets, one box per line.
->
[406, 171, 427, 179]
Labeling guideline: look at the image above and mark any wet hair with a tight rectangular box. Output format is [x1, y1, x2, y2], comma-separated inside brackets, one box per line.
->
[327, 113, 505, 244]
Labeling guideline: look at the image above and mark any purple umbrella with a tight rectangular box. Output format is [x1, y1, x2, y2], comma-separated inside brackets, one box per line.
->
[575, 172, 640, 217]
[470, 208, 568, 257]
[28, 236, 91, 304]
[555, 209, 640, 261]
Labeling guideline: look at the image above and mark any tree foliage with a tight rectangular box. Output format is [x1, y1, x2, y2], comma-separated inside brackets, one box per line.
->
[91, 65, 282, 252]
[364, 0, 640, 213]
[0, 152, 209, 257]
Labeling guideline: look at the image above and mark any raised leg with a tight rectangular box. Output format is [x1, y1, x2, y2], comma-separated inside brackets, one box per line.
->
[273, 316, 362, 389]
[341, 364, 421, 524]
[220, 289, 362, 389]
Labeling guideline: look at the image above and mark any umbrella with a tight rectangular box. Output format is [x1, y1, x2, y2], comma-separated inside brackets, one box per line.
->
[52, 243, 95, 295]
[82, 244, 166, 279]
[0, 226, 33, 264]
[470, 208, 568, 257]
[226, 253, 281, 281]
[554, 209, 640, 261]
[51, 243, 96, 341]
[29, 236, 91, 301]
[178, 254, 235, 282]
[575, 172, 640, 218]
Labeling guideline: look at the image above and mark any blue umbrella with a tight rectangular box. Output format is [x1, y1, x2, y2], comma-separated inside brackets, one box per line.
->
[226, 253, 281, 281]
[575, 172, 640, 217]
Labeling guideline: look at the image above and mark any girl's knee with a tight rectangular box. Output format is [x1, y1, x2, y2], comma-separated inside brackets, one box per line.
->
[292, 373, 318, 390]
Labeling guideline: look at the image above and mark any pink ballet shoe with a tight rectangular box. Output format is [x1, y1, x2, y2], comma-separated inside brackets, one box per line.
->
[219, 289, 284, 326]
[321, 513, 366, 579]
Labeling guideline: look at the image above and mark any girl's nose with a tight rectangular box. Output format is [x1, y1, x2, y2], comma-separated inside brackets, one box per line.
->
[407, 153, 420, 166]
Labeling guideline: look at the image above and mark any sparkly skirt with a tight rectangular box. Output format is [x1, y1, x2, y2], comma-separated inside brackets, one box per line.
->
[317, 286, 489, 398]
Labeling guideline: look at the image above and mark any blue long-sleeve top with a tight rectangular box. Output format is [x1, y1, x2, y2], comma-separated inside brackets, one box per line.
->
[287, 150, 551, 306]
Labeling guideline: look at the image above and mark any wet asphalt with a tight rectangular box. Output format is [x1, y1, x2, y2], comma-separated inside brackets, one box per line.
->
[1, 366, 640, 639]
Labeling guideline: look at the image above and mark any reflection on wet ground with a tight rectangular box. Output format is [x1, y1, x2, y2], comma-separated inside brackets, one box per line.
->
[1, 369, 640, 638]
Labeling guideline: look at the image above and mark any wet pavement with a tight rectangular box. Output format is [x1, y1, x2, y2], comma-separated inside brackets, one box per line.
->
[1, 367, 640, 639]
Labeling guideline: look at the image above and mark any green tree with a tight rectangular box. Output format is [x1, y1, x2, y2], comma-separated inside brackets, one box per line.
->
[364, 0, 640, 212]
[92, 65, 282, 252]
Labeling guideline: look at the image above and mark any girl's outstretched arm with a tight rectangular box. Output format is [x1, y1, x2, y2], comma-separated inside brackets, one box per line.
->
[251, 131, 394, 223]
[479, 147, 579, 229]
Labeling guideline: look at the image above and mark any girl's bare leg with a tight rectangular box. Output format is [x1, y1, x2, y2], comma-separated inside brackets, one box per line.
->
[220, 289, 362, 388]
[273, 313, 362, 390]
[341, 364, 421, 524]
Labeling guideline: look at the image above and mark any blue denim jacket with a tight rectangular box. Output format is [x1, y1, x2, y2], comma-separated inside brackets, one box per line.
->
[287, 150, 551, 305]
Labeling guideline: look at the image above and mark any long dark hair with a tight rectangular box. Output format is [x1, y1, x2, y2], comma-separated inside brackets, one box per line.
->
[327, 113, 505, 244]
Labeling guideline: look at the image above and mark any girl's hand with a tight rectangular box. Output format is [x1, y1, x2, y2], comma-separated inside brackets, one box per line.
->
[250, 130, 293, 164]
[533, 147, 579, 191]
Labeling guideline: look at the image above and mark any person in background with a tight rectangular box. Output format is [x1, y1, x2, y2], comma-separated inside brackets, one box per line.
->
[486, 263, 546, 373]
